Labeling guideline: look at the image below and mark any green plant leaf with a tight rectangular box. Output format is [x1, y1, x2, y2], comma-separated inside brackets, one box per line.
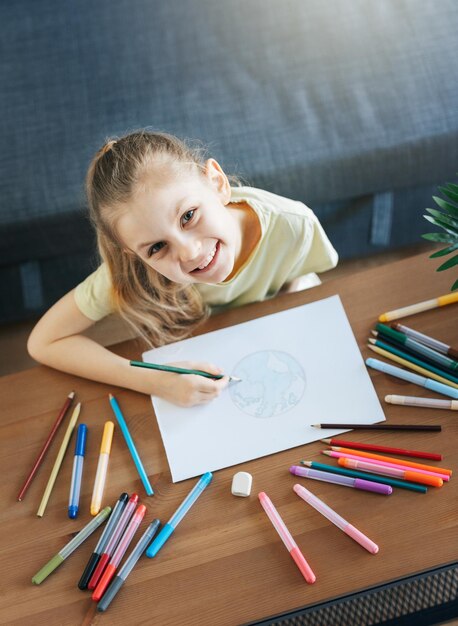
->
[452, 277, 458, 291]
[430, 244, 458, 258]
[433, 196, 458, 217]
[423, 215, 458, 237]
[446, 182, 458, 194]
[439, 185, 458, 204]
[425, 208, 458, 231]
[422, 233, 458, 243]
[436, 254, 458, 271]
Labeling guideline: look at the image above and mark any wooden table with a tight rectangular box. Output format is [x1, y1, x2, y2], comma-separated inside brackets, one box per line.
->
[2, 252, 458, 626]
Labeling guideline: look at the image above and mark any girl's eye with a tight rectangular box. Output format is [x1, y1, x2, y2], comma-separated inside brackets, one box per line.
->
[147, 241, 166, 257]
[181, 209, 195, 225]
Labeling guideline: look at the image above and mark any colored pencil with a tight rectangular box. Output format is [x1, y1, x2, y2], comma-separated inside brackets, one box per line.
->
[17, 391, 75, 501]
[378, 292, 458, 322]
[368, 339, 458, 387]
[385, 394, 458, 411]
[300, 461, 427, 493]
[130, 360, 241, 382]
[375, 323, 458, 372]
[320, 438, 442, 461]
[108, 394, 154, 496]
[390, 323, 458, 360]
[312, 423, 441, 432]
[328, 446, 452, 476]
[37, 403, 81, 517]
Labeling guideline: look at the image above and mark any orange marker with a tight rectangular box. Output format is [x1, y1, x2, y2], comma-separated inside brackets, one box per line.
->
[330, 447, 452, 477]
[338, 458, 443, 488]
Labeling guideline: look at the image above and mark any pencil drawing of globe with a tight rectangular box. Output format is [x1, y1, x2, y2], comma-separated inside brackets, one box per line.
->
[229, 350, 306, 418]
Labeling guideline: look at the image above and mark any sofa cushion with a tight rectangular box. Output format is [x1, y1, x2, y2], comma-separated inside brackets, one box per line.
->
[1, 0, 458, 320]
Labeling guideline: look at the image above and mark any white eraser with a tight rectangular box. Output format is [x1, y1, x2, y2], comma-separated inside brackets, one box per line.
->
[231, 471, 252, 497]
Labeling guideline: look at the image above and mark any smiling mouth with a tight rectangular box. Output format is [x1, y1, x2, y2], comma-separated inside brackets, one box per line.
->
[191, 242, 219, 273]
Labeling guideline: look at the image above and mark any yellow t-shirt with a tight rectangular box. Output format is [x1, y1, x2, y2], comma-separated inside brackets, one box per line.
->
[74, 186, 338, 321]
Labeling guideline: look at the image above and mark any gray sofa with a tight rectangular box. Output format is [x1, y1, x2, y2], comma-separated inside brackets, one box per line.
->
[2, 0, 458, 322]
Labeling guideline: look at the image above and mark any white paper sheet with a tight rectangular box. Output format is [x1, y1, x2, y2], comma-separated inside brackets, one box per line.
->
[143, 295, 385, 482]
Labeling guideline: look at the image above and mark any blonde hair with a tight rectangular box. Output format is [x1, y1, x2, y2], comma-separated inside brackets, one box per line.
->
[86, 130, 214, 348]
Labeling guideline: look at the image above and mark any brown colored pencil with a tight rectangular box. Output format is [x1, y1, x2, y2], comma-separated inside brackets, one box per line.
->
[312, 423, 441, 432]
[17, 391, 75, 501]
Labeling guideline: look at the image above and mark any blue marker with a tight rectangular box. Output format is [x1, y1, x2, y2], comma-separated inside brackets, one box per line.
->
[146, 472, 212, 558]
[108, 394, 154, 496]
[68, 424, 88, 518]
[366, 358, 458, 399]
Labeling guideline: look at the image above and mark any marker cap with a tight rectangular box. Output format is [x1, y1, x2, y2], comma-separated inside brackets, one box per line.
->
[75, 424, 88, 456]
[88, 552, 110, 590]
[32, 554, 65, 585]
[290, 547, 316, 584]
[146, 523, 174, 558]
[100, 421, 115, 454]
[78, 552, 100, 590]
[345, 524, 379, 554]
[68, 505, 79, 519]
[92, 563, 116, 602]
[97, 575, 125, 612]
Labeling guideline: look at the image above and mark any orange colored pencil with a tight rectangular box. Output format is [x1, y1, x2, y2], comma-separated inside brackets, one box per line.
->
[330, 447, 452, 476]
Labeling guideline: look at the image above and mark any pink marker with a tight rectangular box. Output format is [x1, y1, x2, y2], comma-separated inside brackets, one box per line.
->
[258, 492, 316, 583]
[293, 484, 379, 554]
[322, 450, 450, 481]
[92, 503, 146, 602]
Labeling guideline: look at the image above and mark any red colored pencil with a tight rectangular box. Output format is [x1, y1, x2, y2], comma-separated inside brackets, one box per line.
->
[17, 391, 75, 501]
[320, 437, 442, 461]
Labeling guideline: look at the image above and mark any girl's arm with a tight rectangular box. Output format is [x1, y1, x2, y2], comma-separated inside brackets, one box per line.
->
[27, 290, 227, 406]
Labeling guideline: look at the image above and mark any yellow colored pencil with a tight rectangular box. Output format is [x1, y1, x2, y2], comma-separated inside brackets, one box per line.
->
[367, 345, 458, 389]
[37, 403, 81, 517]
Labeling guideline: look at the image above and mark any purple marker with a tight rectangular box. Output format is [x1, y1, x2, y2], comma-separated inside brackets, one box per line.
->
[289, 465, 392, 495]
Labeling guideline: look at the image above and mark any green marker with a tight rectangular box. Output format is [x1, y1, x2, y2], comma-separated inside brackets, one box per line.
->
[32, 506, 111, 584]
[129, 360, 241, 382]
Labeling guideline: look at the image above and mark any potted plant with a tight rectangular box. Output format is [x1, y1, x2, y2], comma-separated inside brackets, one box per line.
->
[422, 179, 458, 291]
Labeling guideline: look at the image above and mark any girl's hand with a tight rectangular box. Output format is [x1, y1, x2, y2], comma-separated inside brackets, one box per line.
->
[155, 361, 229, 407]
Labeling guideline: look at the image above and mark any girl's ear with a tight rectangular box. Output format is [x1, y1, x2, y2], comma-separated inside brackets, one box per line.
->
[203, 159, 231, 204]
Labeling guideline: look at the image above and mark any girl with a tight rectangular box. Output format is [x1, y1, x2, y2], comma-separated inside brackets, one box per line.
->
[27, 130, 338, 406]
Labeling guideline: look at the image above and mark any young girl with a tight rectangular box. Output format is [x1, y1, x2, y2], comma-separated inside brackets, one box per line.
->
[27, 130, 338, 406]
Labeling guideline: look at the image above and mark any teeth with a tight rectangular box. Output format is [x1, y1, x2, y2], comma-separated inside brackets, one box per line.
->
[197, 245, 216, 270]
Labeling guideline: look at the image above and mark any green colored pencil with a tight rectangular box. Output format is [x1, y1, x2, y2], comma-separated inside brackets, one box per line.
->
[130, 360, 241, 382]
[368, 337, 458, 386]
[375, 323, 458, 371]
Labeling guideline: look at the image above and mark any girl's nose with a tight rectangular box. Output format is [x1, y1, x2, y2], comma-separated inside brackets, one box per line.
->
[176, 237, 201, 264]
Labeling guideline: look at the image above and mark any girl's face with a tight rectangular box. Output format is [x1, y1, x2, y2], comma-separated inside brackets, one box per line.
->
[116, 159, 242, 284]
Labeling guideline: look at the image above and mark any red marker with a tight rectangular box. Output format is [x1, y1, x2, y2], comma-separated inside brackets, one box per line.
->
[92, 504, 146, 602]
[320, 438, 442, 461]
[88, 493, 138, 590]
